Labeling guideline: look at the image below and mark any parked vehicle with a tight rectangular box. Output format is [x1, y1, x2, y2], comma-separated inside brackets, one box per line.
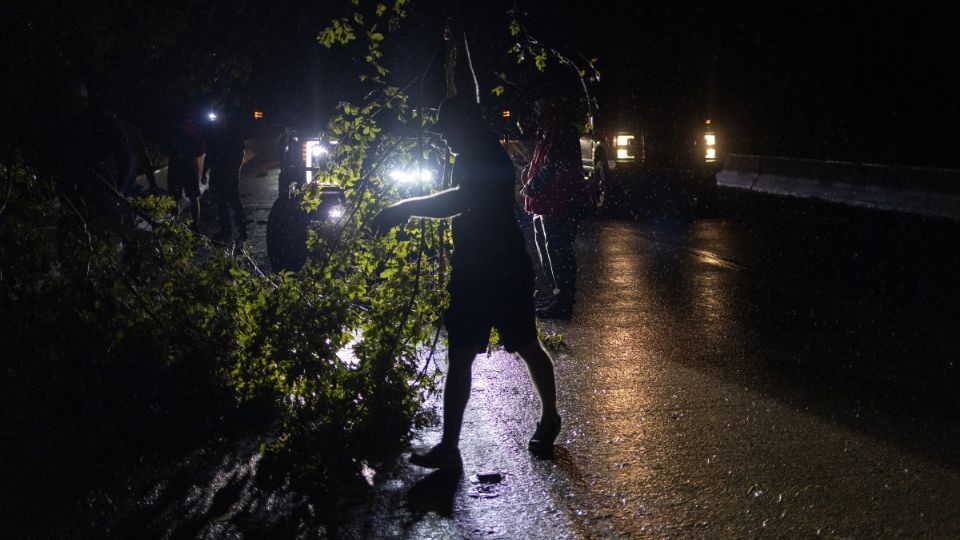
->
[276, 127, 336, 195]
[267, 130, 345, 272]
[581, 106, 722, 214]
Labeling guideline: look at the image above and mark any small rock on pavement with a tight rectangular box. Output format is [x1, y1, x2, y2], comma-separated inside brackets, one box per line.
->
[475, 472, 503, 484]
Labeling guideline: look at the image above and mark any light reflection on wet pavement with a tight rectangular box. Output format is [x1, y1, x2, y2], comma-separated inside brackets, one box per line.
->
[355, 208, 960, 538]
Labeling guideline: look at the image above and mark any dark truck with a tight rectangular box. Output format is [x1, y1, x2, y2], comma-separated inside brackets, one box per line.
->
[582, 102, 722, 214]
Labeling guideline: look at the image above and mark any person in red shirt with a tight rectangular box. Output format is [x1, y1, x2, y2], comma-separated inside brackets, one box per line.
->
[521, 95, 588, 320]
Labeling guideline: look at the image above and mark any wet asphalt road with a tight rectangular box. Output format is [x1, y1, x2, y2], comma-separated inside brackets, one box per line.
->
[345, 193, 960, 538]
[139, 164, 960, 538]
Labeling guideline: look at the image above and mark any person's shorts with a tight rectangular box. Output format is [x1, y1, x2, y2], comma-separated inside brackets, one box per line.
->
[444, 268, 538, 355]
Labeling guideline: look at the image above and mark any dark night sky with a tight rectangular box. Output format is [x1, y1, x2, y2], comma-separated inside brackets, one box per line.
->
[336, 0, 960, 167]
[506, 1, 960, 167]
[7, 1, 958, 168]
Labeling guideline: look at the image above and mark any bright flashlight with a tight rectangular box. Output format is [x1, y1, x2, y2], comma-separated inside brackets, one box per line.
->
[389, 170, 411, 183]
[389, 169, 435, 184]
[207, 112, 217, 122]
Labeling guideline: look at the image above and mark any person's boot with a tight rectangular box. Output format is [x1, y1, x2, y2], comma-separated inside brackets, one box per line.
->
[529, 414, 562, 457]
[535, 297, 573, 320]
[409, 443, 463, 471]
[533, 288, 554, 308]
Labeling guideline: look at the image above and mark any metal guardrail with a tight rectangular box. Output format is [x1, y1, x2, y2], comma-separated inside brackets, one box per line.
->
[718, 154, 960, 220]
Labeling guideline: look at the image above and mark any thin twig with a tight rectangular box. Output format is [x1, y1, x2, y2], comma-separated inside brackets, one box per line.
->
[0, 165, 13, 221]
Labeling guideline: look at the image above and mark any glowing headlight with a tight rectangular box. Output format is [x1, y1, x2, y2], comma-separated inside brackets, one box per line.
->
[306, 140, 327, 158]
[614, 134, 636, 159]
[389, 169, 435, 184]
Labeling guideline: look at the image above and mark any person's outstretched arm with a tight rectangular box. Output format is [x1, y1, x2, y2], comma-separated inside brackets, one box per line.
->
[373, 187, 469, 235]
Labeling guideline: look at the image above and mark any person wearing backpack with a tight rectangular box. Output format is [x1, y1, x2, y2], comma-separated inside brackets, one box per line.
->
[521, 94, 588, 320]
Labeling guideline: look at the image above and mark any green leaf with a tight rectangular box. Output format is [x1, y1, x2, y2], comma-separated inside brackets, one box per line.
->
[491, 85, 505, 97]
[534, 48, 548, 71]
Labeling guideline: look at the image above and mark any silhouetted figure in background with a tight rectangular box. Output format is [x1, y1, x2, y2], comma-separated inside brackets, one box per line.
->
[119, 119, 158, 193]
[201, 109, 247, 241]
[49, 81, 133, 226]
[521, 95, 586, 320]
[373, 93, 562, 470]
[41, 80, 147, 276]
[166, 113, 205, 232]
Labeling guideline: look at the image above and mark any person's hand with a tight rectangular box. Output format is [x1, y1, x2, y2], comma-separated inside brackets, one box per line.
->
[372, 204, 407, 237]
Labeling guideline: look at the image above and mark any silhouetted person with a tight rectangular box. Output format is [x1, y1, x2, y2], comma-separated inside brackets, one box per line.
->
[373, 93, 562, 470]
[47, 80, 133, 226]
[201, 110, 247, 241]
[521, 95, 586, 320]
[39, 80, 145, 275]
[119, 119, 158, 193]
[166, 113, 205, 232]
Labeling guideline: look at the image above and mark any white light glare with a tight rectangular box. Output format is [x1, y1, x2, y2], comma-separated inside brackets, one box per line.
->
[328, 206, 345, 220]
[389, 169, 435, 184]
[705, 148, 717, 161]
[307, 141, 328, 157]
[207, 112, 218, 121]
[704, 133, 716, 146]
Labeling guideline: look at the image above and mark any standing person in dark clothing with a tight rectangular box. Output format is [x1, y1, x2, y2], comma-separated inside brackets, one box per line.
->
[166, 113, 205, 232]
[119, 119, 158, 194]
[201, 109, 247, 241]
[47, 81, 134, 225]
[40, 80, 142, 274]
[373, 93, 562, 470]
[521, 95, 587, 320]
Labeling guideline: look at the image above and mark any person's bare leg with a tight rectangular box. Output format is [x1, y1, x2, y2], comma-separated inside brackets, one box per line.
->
[410, 346, 475, 469]
[516, 339, 559, 422]
[440, 345, 477, 448]
[533, 215, 558, 294]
